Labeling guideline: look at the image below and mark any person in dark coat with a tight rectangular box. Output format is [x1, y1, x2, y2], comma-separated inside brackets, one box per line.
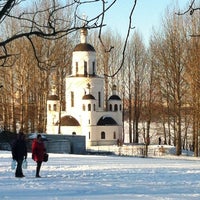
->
[32, 134, 46, 178]
[11, 132, 27, 178]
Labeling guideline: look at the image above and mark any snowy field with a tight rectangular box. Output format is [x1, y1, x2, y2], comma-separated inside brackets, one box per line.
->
[1, 151, 200, 200]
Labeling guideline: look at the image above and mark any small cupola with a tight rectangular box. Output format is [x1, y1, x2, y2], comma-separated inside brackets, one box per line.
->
[108, 85, 121, 100]
[73, 27, 95, 52]
[82, 83, 96, 112]
[108, 85, 122, 112]
[47, 85, 59, 101]
[82, 83, 95, 100]
[47, 85, 60, 112]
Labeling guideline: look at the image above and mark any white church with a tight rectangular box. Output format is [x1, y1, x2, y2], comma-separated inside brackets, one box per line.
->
[46, 28, 123, 147]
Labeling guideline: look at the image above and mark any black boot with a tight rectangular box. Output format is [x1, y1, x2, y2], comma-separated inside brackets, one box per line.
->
[36, 161, 42, 178]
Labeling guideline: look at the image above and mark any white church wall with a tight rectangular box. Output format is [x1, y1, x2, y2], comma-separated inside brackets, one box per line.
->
[65, 77, 105, 115]
[81, 125, 122, 147]
[56, 126, 82, 135]
[72, 51, 96, 76]
[46, 125, 59, 134]
[47, 111, 60, 125]
[89, 126, 122, 142]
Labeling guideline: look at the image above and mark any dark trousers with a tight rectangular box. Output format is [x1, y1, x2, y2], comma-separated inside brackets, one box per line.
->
[36, 161, 42, 176]
[15, 159, 23, 177]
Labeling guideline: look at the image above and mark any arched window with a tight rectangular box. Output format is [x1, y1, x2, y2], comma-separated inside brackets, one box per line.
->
[82, 104, 85, 111]
[120, 104, 122, 111]
[76, 62, 78, 75]
[113, 131, 116, 139]
[92, 61, 95, 75]
[93, 104, 96, 111]
[98, 92, 101, 107]
[101, 131, 105, 139]
[53, 104, 57, 111]
[48, 104, 51, 111]
[88, 104, 91, 111]
[109, 104, 112, 111]
[71, 91, 74, 107]
[114, 104, 118, 111]
[84, 61, 87, 76]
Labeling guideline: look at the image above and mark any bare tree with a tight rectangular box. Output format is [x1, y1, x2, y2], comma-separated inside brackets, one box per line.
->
[142, 47, 160, 145]
[124, 31, 147, 144]
[176, 1, 200, 156]
[183, 12, 200, 156]
[151, 9, 189, 155]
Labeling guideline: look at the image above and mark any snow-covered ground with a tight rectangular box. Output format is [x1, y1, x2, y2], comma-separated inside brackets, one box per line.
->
[1, 151, 200, 200]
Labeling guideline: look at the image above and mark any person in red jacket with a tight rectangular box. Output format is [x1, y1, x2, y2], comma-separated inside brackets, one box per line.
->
[32, 134, 46, 178]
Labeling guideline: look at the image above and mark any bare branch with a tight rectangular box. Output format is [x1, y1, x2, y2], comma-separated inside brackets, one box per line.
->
[0, 0, 15, 22]
[190, 34, 200, 37]
[176, 0, 198, 15]
[97, 0, 116, 52]
[105, 0, 137, 77]
[176, 0, 200, 37]
[0, 0, 138, 70]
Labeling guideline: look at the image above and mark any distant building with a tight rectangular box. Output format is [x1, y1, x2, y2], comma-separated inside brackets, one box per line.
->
[46, 28, 123, 147]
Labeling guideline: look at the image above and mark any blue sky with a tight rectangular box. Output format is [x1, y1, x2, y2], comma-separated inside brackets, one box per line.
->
[80, 0, 190, 44]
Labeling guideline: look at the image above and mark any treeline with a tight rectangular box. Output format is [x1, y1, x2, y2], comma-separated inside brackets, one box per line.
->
[0, 3, 200, 156]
